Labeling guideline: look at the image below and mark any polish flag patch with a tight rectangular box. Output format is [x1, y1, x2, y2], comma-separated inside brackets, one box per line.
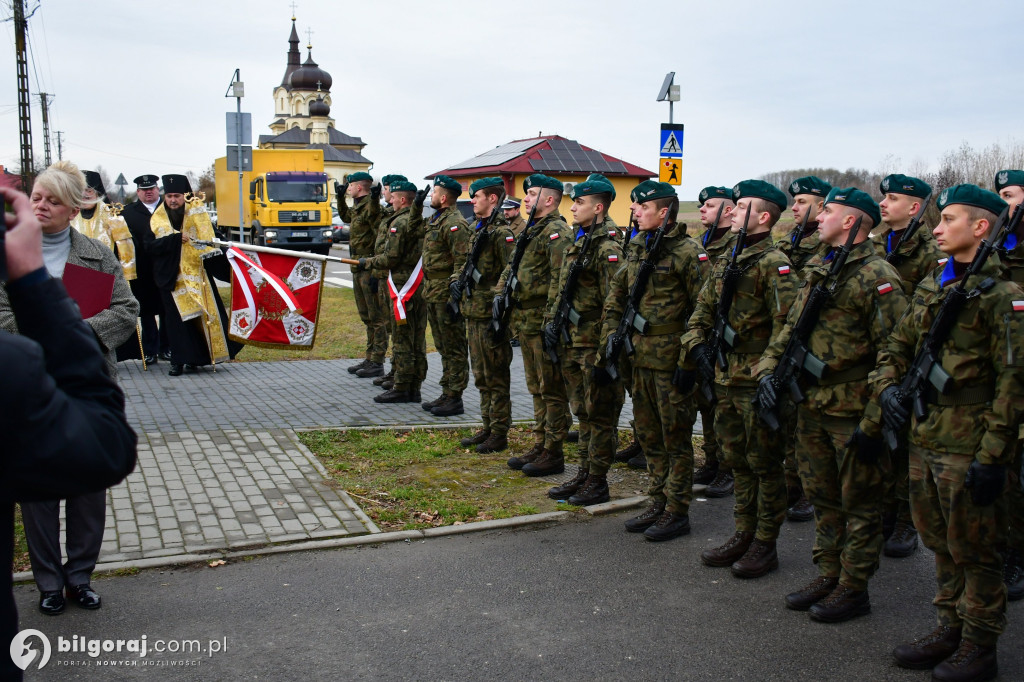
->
[608, 254, 619, 262]
[778, 265, 791, 275]
[450, 225, 460, 232]
[550, 233, 561, 241]
[1013, 300, 1024, 312]
[877, 282, 894, 295]
[699, 253, 709, 262]
[938, 258, 949, 265]
[505, 235, 515, 242]
[608, 230, 618, 237]
[390, 227, 397, 233]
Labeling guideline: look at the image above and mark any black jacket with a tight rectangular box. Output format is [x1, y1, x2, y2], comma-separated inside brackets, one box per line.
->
[121, 199, 161, 312]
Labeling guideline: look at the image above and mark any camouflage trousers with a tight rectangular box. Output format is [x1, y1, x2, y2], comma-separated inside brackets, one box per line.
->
[390, 289, 427, 391]
[634, 366, 697, 515]
[909, 444, 1007, 647]
[696, 387, 722, 470]
[782, 401, 802, 497]
[377, 286, 393, 362]
[353, 270, 388, 363]
[425, 300, 468, 396]
[796, 409, 888, 591]
[519, 332, 570, 449]
[561, 346, 624, 476]
[466, 318, 512, 436]
[1007, 444, 1024, 552]
[714, 385, 786, 542]
[884, 444, 912, 522]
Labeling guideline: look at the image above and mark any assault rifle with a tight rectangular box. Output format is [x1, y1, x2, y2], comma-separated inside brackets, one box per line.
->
[446, 189, 506, 321]
[789, 204, 813, 249]
[604, 197, 679, 380]
[885, 193, 932, 266]
[758, 217, 862, 430]
[882, 203, 1022, 450]
[490, 197, 542, 338]
[544, 216, 601, 363]
[701, 201, 726, 248]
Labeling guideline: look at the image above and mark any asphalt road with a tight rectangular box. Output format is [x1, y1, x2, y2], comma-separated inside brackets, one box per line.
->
[14, 501, 1023, 681]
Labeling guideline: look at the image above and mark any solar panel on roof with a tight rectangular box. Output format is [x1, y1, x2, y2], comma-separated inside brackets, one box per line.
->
[445, 138, 544, 171]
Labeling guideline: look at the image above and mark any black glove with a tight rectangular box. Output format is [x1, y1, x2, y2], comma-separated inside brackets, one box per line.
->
[414, 184, 429, 209]
[334, 181, 343, 198]
[357, 258, 368, 272]
[492, 294, 505, 319]
[756, 375, 778, 412]
[370, 184, 382, 202]
[449, 280, 463, 301]
[846, 427, 884, 465]
[592, 366, 614, 387]
[542, 323, 559, 351]
[692, 343, 715, 386]
[672, 367, 695, 392]
[880, 385, 910, 433]
[964, 460, 1006, 506]
[369, 276, 379, 294]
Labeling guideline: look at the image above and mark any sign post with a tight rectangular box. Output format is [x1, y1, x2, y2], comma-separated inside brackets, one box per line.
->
[225, 70, 249, 242]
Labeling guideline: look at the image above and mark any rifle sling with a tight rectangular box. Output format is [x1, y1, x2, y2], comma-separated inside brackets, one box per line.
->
[729, 338, 769, 354]
[926, 383, 994, 407]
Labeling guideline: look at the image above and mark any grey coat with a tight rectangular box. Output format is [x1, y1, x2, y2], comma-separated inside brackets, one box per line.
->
[0, 229, 139, 377]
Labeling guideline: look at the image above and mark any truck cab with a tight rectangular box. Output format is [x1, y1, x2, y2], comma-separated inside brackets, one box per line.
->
[249, 171, 333, 255]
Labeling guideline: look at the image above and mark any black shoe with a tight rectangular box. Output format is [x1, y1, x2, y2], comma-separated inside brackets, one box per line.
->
[373, 371, 394, 386]
[932, 640, 997, 682]
[624, 501, 665, 533]
[422, 394, 446, 411]
[884, 520, 919, 557]
[356, 361, 385, 378]
[705, 471, 734, 498]
[39, 590, 65, 615]
[348, 359, 370, 374]
[548, 468, 589, 500]
[510, 338, 520, 347]
[66, 584, 101, 610]
[787, 495, 815, 522]
[522, 448, 564, 476]
[508, 444, 544, 470]
[614, 440, 642, 463]
[627, 451, 647, 470]
[374, 388, 417, 403]
[785, 576, 839, 611]
[380, 379, 395, 391]
[566, 430, 579, 443]
[1004, 548, 1024, 601]
[808, 584, 870, 623]
[893, 625, 962, 670]
[568, 474, 611, 506]
[643, 511, 691, 542]
[144, 354, 158, 365]
[431, 396, 464, 417]
[168, 363, 183, 376]
[185, 364, 199, 372]
[694, 461, 719, 485]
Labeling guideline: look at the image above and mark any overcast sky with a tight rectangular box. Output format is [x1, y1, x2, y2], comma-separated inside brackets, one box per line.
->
[2, 0, 1021, 199]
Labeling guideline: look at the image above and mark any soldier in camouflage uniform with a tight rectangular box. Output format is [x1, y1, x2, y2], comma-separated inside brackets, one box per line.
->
[418, 175, 471, 417]
[866, 185, 1024, 682]
[337, 172, 385, 378]
[356, 180, 426, 403]
[692, 186, 736, 496]
[370, 175, 406, 390]
[757, 187, 907, 623]
[683, 180, 797, 578]
[599, 180, 706, 541]
[537, 178, 625, 506]
[994, 169, 1024, 602]
[453, 177, 516, 454]
[500, 174, 573, 477]
[502, 197, 526, 237]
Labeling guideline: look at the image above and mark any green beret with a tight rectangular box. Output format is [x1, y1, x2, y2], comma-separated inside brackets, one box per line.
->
[698, 186, 731, 206]
[732, 180, 787, 211]
[469, 177, 503, 196]
[937, 184, 1007, 217]
[880, 174, 931, 199]
[380, 174, 407, 186]
[523, 173, 563, 193]
[346, 171, 372, 183]
[633, 180, 677, 203]
[824, 187, 881, 228]
[389, 180, 417, 193]
[570, 179, 615, 201]
[433, 174, 462, 196]
[586, 174, 616, 200]
[788, 176, 832, 198]
[995, 170, 1024, 191]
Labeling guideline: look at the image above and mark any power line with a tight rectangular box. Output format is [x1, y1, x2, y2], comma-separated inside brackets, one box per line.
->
[64, 140, 199, 169]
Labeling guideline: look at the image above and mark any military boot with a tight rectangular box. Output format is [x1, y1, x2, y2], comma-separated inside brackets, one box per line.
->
[643, 511, 691, 542]
[347, 359, 370, 374]
[430, 395, 464, 417]
[808, 583, 870, 622]
[893, 625, 962, 670]
[522, 446, 564, 477]
[614, 439, 642, 463]
[701, 531, 755, 567]
[627, 451, 647, 470]
[380, 378, 395, 391]
[786, 495, 815, 522]
[356, 361, 385, 378]
[372, 368, 394, 386]
[568, 474, 610, 506]
[705, 470, 734, 498]
[884, 519, 919, 557]
[566, 430, 580, 443]
[931, 640, 997, 682]
[785, 575, 839, 611]
[548, 468, 589, 500]
[507, 444, 544, 471]
[374, 387, 417, 403]
[624, 501, 665, 533]
[476, 432, 508, 454]
[1003, 548, 1024, 601]
[460, 429, 490, 447]
[693, 460, 719, 486]
[421, 394, 447, 411]
[731, 539, 779, 578]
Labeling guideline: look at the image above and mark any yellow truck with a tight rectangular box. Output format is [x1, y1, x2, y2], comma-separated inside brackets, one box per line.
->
[214, 148, 333, 255]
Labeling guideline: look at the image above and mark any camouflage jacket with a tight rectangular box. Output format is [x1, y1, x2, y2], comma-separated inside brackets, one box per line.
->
[499, 210, 572, 334]
[546, 216, 624, 349]
[865, 256, 1024, 464]
[364, 206, 423, 287]
[338, 194, 380, 257]
[507, 214, 526, 237]
[599, 222, 706, 371]
[1000, 242, 1024, 284]
[681, 233, 798, 388]
[696, 226, 736, 281]
[759, 240, 908, 420]
[455, 214, 515, 320]
[871, 224, 946, 295]
[370, 204, 396, 278]
[421, 206, 470, 303]
[777, 222, 826, 274]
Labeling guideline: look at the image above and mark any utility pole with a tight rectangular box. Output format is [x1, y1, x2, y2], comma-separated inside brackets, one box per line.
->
[39, 92, 52, 167]
[14, 0, 35, 191]
[56, 130, 64, 160]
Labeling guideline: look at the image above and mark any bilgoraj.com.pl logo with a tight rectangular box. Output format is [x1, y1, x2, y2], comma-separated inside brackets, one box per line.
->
[10, 629, 227, 670]
[10, 629, 50, 671]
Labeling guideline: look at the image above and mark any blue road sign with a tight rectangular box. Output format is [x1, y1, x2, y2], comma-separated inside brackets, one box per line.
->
[660, 124, 684, 158]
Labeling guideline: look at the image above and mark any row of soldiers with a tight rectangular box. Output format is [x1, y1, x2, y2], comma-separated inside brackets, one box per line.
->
[340, 167, 1024, 682]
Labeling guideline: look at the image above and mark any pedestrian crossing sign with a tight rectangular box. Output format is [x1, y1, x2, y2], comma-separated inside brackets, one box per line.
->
[660, 124, 684, 158]
[660, 158, 682, 185]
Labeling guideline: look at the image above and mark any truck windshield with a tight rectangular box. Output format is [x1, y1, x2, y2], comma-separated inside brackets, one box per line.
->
[266, 178, 327, 203]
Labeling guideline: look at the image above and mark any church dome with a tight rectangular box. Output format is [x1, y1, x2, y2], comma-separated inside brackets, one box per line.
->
[309, 94, 330, 117]
[289, 49, 332, 92]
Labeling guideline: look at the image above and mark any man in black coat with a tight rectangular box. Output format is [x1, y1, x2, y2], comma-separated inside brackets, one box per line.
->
[0, 187, 137, 681]
[120, 174, 168, 363]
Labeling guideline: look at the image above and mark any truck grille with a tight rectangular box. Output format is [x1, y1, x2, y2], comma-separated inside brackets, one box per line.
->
[278, 210, 321, 223]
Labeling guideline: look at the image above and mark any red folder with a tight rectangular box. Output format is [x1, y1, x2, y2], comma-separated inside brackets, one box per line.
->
[62, 262, 115, 319]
